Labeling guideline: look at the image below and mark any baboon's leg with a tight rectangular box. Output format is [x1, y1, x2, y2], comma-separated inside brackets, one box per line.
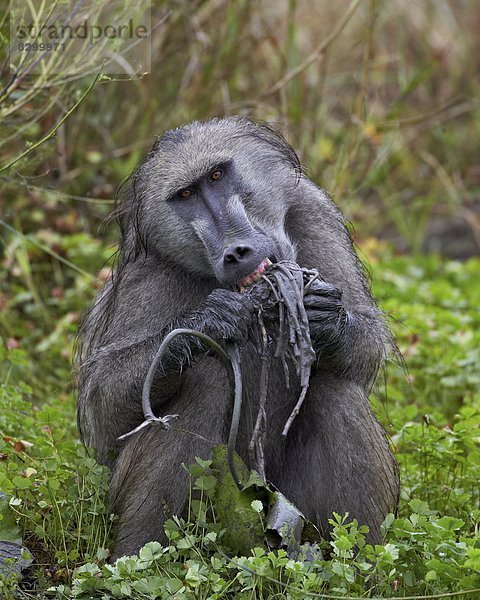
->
[109, 357, 231, 558]
[274, 375, 399, 544]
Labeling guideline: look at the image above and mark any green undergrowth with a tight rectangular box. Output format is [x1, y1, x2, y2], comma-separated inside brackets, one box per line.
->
[0, 250, 479, 598]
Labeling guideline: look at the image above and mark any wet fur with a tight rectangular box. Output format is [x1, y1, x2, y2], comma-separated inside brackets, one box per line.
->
[76, 117, 399, 558]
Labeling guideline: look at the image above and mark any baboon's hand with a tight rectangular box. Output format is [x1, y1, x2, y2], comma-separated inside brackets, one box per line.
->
[200, 289, 255, 344]
[303, 279, 346, 344]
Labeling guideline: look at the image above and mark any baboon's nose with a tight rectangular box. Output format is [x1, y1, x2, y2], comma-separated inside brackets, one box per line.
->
[223, 243, 254, 265]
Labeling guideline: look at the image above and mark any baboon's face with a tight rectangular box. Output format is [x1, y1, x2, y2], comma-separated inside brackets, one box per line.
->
[139, 120, 299, 287]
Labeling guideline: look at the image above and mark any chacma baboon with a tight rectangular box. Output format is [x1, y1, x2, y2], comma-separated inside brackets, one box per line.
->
[76, 117, 399, 558]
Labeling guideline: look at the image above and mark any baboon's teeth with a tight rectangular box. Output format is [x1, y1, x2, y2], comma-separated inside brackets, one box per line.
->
[238, 257, 272, 290]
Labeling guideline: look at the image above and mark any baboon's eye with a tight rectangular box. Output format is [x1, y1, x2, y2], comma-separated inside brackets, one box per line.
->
[210, 168, 223, 181]
[178, 188, 194, 199]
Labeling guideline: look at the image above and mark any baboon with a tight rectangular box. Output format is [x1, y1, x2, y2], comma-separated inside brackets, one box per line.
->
[76, 117, 399, 558]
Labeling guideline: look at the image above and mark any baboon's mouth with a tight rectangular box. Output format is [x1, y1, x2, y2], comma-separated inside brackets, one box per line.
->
[238, 258, 272, 290]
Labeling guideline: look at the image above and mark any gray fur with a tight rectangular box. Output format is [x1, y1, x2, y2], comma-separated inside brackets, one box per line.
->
[76, 117, 399, 558]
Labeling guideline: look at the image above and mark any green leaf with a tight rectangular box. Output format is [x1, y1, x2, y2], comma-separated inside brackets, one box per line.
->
[435, 516, 464, 531]
[381, 512, 396, 535]
[408, 499, 433, 515]
[164, 578, 184, 594]
[209, 445, 264, 555]
[139, 541, 164, 562]
[194, 475, 217, 492]
[11, 476, 32, 490]
[0, 493, 21, 543]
